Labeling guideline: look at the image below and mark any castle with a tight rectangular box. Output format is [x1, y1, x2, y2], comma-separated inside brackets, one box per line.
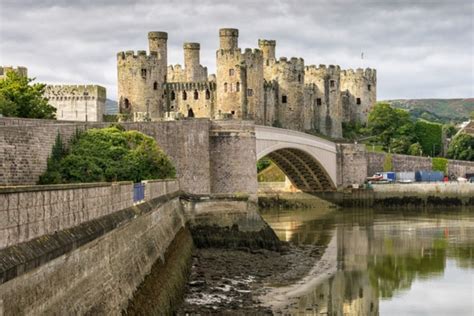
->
[116, 28, 377, 138]
[0, 66, 28, 80]
[44, 85, 106, 122]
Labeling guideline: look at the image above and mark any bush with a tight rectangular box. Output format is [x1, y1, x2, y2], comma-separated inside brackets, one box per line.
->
[415, 120, 442, 156]
[432, 158, 448, 174]
[447, 134, 474, 161]
[408, 143, 423, 156]
[38, 126, 176, 184]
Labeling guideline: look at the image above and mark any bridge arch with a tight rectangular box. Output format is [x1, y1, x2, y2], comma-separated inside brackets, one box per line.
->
[255, 126, 338, 191]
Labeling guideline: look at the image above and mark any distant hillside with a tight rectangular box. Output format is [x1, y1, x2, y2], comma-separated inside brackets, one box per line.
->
[105, 99, 118, 115]
[384, 99, 474, 124]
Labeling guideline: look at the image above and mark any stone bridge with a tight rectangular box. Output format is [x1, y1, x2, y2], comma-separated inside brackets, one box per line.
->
[255, 126, 337, 191]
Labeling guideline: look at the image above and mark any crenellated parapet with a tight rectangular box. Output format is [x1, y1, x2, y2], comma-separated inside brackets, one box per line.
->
[167, 64, 186, 82]
[341, 67, 377, 84]
[45, 85, 106, 100]
[164, 81, 216, 91]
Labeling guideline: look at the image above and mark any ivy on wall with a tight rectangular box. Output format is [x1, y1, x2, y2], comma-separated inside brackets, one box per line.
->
[383, 154, 393, 172]
[415, 120, 442, 157]
[432, 157, 448, 174]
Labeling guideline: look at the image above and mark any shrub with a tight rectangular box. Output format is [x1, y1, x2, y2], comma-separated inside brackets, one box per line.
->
[447, 133, 474, 161]
[408, 143, 423, 156]
[38, 126, 176, 184]
[432, 158, 448, 174]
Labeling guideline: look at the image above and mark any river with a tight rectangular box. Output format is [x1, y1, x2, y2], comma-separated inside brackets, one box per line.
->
[260, 206, 474, 315]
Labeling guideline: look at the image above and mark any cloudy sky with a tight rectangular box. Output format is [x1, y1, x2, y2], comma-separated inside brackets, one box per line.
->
[1, 0, 473, 101]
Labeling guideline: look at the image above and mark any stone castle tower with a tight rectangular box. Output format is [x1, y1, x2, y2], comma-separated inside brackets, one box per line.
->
[117, 28, 377, 139]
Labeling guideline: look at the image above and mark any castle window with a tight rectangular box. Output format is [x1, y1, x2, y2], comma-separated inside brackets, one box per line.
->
[205, 89, 210, 99]
[153, 81, 158, 90]
[141, 69, 147, 79]
[188, 108, 195, 118]
[224, 82, 228, 93]
[183, 91, 187, 100]
[247, 89, 253, 97]
[236, 82, 240, 92]
[229, 69, 234, 76]
[298, 74, 302, 83]
[194, 90, 199, 100]
[282, 95, 287, 104]
[124, 98, 130, 109]
[231, 110, 235, 115]
[171, 90, 175, 100]
[368, 84, 371, 91]
[356, 97, 361, 105]
[316, 98, 322, 106]
[164, 75, 167, 81]
[330, 80, 335, 88]
[266, 60, 270, 66]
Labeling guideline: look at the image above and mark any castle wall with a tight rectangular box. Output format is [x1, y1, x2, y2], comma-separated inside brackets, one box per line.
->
[167, 65, 186, 82]
[270, 57, 305, 131]
[258, 40, 276, 82]
[263, 81, 277, 126]
[305, 65, 343, 138]
[241, 49, 264, 123]
[303, 84, 316, 131]
[44, 85, 106, 122]
[216, 49, 244, 117]
[340, 68, 376, 124]
[0, 66, 28, 80]
[0, 119, 212, 195]
[117, 51, 163, 121]
[165, 82, 216, 118]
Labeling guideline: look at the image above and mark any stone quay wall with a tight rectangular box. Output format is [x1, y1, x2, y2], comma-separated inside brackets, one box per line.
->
[0, 193, 186, 315]
[0, 180, 178, 250]
[366, 152, 474, 178]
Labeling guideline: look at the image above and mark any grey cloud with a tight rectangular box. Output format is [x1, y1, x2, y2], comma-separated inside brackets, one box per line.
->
[0, 0, 472, 100]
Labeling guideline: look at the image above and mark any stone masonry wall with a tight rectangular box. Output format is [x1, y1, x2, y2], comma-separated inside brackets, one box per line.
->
[0, 182, 134, 249]
[337, 143, 368, 187]
[366, 151, 474, 177]
[209, 120, 258, 197]
[0, 118, 211, 195]
[0, 196, 186, 315]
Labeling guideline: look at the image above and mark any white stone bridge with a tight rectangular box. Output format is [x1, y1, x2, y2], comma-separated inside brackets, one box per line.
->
[255, 126, 338, 191]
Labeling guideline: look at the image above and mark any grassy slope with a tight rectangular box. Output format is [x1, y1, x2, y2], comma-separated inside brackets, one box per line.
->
[384, 99, 474, 124]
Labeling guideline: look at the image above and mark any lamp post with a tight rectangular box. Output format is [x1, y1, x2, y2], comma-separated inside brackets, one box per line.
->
[83, 91, 89, 122]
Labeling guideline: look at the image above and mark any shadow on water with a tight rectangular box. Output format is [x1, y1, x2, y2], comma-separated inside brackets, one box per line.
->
[259, 206, 474, 315]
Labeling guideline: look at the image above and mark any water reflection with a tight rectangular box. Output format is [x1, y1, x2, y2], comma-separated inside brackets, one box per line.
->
[260, 207, 474, 315]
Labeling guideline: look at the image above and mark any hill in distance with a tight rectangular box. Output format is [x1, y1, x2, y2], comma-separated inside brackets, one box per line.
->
[105, 99, 118, 115]
[384, 98, 474, 124]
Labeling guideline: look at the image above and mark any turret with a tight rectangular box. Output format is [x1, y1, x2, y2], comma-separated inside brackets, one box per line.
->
[148, 31, 168, 82]
[184, 42, 202, 82]
[219, 28, 239, 50]
[258, 39, 276, 61]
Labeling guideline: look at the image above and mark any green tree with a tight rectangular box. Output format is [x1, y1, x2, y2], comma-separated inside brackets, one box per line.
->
[368, 103, 415, 152]
[0, 71, 56, 119]
[38, 126, 176, 184]
[447, 133, 474, 161]
[408, 143, 423, 156]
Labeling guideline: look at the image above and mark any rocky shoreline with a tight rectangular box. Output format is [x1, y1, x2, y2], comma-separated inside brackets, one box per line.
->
[177, 242, 324, 315]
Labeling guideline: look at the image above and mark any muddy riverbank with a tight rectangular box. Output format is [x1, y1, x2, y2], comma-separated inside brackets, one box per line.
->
[177, 242, 325, 315]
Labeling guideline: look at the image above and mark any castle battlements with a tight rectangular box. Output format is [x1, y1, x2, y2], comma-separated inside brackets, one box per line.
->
[305, 64, 341, 77]
[45, 85, 106, 100]
[341, 68, 376, 80]
[164, 81, 216, 91]
[117, 50, 158, 61]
